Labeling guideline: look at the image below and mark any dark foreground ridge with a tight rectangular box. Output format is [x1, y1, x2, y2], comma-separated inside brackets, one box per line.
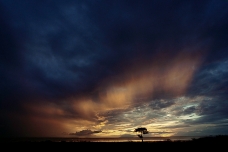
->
[1, 135, 228, 151]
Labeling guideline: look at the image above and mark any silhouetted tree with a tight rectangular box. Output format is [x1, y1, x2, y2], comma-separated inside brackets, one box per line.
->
[134, 127, 148, 142]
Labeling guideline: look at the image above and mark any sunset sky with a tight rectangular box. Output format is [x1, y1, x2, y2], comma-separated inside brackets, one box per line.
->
[1, 0, 228, 138]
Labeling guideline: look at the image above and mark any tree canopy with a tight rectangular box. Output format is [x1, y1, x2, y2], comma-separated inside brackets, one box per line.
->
[134, 127, 149, 142]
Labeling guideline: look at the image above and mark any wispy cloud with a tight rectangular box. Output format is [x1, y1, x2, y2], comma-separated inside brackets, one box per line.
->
[69, 129, 102, 137]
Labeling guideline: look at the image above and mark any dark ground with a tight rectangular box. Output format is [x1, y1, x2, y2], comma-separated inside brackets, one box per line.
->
[1, 135, 228, 150]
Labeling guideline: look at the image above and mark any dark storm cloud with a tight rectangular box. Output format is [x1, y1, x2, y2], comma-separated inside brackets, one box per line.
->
[188, 60, 228, 96]
[69, 129, 102, 136]
[178, 96, 228, 126]
[89, 0, 228, 54]
[181, 106, 196, 115]
[0, 0, 108, 101]
[1, 0, 227, 103]
[173, 105, 197, 117]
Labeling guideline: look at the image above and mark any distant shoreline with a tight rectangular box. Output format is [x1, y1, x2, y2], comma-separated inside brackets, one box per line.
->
[1, 135, 227, 143]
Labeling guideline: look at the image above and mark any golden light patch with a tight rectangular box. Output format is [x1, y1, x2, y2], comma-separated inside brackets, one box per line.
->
[99, 87, 132, 108]
[95, 50, 203, 109]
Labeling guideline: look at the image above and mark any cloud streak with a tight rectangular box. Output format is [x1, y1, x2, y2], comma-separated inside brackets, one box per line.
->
[69, 129, 102, 137]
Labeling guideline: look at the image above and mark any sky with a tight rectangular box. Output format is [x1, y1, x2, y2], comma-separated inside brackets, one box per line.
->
[1, 0, 228, 138]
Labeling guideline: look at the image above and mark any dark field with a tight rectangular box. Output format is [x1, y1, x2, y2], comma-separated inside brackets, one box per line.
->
[1, 135, 228, 151]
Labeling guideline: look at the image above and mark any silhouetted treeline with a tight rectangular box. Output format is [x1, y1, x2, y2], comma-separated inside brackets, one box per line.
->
[190, 135, 228, 143]
[148, 135, 228, 143]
